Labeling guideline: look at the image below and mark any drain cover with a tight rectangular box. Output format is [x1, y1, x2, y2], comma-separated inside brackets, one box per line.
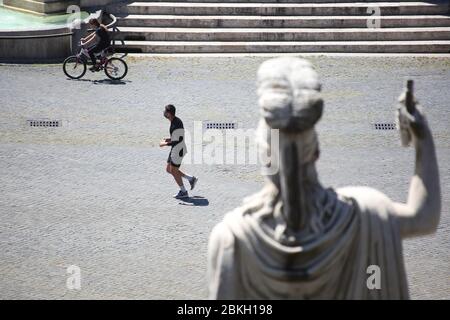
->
[204, 122, 237, 130]
[27, 119, 61, 127]
[374, 123, 396, 130]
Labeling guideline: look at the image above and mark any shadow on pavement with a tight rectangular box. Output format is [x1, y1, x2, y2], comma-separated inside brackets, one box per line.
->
[93, 79, 130, 85]
[66, 78, 130, 85]
[178, 196, 209, 207]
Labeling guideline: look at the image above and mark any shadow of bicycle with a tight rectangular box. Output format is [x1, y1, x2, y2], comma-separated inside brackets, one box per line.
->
[178, 196, 209, 207]
[66, 78, 130, 85]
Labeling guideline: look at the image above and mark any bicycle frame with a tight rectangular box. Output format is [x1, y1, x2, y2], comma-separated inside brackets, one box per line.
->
[78, 46, 90, 60]
[76, 42, 108, 66]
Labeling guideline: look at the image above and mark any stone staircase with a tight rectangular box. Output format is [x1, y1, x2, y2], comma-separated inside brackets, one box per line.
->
[107, 0, 450, 53]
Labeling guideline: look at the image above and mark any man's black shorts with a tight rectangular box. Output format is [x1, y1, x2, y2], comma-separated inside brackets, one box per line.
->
[167, 147, 184, 167]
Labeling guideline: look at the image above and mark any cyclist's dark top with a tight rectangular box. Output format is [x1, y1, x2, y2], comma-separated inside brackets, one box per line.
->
[167, 117, 184, 147]
[96, 26, 110, 47]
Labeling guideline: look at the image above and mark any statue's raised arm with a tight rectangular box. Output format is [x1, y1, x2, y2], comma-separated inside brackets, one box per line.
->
[393, 82, 441, 237]
[339, 81, 441, 239]
[207, 58, 441, 300]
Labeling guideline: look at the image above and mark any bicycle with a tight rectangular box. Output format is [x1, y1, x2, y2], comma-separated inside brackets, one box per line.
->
[63, 41, 128, 80]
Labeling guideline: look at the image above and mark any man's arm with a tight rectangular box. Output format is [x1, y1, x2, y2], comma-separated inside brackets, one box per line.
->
[392, 97, 441, 238]
[167, 123, 184, 147]
[159, 138, 171, 147]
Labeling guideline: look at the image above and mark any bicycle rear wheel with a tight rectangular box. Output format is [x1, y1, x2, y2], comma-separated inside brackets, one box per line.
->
[63, 56, 86, 79]
[104, 58, 128, 80]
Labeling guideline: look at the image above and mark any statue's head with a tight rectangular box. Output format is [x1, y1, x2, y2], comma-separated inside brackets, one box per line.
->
[257, 57, 323, 176]
[256, 57, 324, 231]
[257, 57, 323, 133]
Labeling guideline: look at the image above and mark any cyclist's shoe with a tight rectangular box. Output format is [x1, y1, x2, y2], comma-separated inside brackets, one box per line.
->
[89, 64, 101, 72]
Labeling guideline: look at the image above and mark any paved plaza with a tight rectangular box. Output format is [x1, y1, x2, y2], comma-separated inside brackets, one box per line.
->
[0, 55, 449, 299]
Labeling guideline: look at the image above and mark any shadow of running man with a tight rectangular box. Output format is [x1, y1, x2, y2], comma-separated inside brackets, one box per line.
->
[93, 79, 129, 85]
[178, 196, 209, 207]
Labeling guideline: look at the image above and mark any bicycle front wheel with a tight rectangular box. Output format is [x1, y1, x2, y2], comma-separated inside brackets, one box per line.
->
[63, 56, 86, 79]
[104, 58, 128, 80]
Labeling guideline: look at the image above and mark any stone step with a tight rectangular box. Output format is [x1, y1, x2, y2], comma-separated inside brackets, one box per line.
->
[115, 0, 449, 3]
[117, 40, 450, 53]
[117, 15, 450, 28]
[111, 2, 450, 16]
[117, 26, 450, 41]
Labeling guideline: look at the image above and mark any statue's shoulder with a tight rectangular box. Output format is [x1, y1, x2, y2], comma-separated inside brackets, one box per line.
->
[209, 209, 243, 251]
[336, 186, 394, 218]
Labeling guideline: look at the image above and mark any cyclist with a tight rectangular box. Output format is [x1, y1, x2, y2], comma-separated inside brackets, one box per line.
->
[81, 18, 111, 72]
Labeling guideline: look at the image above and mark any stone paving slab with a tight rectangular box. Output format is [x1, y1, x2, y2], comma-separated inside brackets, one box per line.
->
[0, 56, 449, 299]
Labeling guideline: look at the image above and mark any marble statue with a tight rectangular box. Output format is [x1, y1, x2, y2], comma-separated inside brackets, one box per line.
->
[207, 57, 441, 299]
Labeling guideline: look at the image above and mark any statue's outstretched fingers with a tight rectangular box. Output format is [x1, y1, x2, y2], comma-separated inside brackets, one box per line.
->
[398, 105, 415, 123]
[398, 104, 426, 141]
[410, 105, 426, 139]
[398, 91, 419, 107]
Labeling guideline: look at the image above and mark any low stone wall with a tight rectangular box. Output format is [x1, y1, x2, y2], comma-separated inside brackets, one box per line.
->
[3, 0, 79, 14]
[0, 26, 73, 62]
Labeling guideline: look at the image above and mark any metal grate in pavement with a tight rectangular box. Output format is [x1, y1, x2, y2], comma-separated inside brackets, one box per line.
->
[27, 120, 61, 127]
[374, 122, 396, 130]
[204, 122, 237, 130]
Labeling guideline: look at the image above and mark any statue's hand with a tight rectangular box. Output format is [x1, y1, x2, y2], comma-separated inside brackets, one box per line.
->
[396, 92, 427, 146]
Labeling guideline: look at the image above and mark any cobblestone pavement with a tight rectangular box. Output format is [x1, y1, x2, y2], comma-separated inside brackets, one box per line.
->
[0, 56, 449, 299]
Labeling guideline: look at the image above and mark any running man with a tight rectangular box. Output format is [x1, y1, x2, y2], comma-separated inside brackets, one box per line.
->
[160, 104, 198, 199]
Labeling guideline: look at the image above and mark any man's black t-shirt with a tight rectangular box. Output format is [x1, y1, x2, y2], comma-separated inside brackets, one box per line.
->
[96, 26, 110, 47]
[168, 117, 184, 147]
